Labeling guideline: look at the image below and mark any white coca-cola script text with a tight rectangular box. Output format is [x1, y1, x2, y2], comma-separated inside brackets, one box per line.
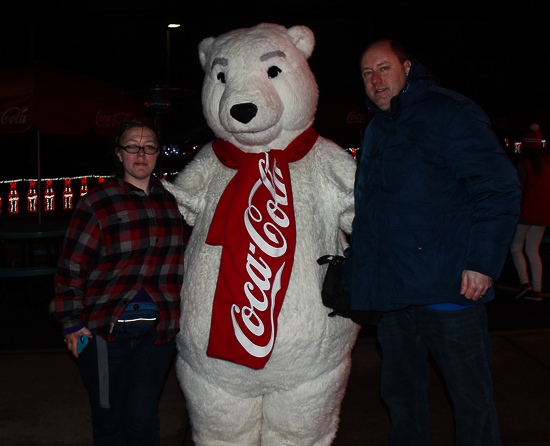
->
[231, 153, 290, 357]
[95, 111, 133, 128]
[1, 107, 29, 125]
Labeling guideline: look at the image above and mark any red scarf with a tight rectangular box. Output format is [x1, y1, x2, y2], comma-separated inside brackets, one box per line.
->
[205, 127, 318, 369]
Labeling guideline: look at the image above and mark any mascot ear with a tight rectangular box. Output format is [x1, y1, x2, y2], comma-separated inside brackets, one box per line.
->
[198, 37, 215, 71]
[287, 26, 315, 60]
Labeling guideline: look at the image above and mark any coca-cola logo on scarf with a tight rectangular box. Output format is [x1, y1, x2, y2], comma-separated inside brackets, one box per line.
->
[231, 153, 289, 358]
[206, 127, 318, 369]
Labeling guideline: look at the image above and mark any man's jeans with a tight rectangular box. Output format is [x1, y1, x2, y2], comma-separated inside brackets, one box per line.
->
[377, 304, 501, 446]
[78, 323, 175, 446]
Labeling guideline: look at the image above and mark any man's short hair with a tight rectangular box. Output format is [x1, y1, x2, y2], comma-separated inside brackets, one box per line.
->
[115, 118, 157, 147]
[363, 39, 409, 64]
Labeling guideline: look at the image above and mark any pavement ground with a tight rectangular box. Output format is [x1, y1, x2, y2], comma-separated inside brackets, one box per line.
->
[1, 231, 550, 445]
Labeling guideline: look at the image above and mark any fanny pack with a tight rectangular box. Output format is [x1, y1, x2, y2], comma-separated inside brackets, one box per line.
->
[117, 302, 159, 325]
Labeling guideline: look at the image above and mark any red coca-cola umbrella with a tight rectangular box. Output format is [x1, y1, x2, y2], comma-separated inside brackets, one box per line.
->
[0, 61, 145, 223]
[0, 61, 143, 135]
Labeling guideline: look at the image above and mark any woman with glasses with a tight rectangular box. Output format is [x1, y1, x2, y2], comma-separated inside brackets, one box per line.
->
[50, 119, 187, 445]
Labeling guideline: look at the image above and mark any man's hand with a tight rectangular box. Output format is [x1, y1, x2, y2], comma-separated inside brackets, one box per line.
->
[460, 270, 493, 301]
[64, 327, 93, 358]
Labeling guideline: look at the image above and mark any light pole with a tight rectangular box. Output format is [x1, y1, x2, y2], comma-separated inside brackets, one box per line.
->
[166, 24, 180, 85]
[126, 24, 192, 177]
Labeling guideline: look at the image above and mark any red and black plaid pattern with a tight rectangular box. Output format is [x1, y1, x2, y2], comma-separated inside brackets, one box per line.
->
[51, 178, 187, 344]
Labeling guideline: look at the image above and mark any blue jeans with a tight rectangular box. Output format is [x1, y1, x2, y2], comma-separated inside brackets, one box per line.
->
[377, 304, 501, 446]
[78, 323, 175, 446]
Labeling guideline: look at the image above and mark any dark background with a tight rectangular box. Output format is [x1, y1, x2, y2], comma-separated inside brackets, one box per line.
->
[1, 0, 549, 182]
[2, 1, 550, 350]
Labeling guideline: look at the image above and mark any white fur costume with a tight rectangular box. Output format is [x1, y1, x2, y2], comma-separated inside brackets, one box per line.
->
[164, 23, 360, 446]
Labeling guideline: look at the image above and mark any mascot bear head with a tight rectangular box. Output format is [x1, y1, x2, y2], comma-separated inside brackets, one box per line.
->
[198, 23, 319, 152]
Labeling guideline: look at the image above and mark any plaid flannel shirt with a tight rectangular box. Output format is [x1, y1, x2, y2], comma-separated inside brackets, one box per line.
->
[50, 177, 186, 344]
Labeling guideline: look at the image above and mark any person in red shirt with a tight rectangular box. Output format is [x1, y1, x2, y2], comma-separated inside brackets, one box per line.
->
[511, 123, 550, 301]
[50, 119, 187, 445]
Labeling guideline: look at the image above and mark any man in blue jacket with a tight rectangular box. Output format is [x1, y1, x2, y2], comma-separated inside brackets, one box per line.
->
[344, 40, 521, 445]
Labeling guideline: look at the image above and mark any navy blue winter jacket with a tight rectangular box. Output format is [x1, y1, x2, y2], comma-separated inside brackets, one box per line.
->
[343, 59, 521, 312]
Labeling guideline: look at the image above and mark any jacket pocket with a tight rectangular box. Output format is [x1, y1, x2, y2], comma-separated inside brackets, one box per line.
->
[381, 205, 449, 298]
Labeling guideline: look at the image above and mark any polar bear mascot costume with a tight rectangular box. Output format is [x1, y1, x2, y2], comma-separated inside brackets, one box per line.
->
[164, 23, 360, 446]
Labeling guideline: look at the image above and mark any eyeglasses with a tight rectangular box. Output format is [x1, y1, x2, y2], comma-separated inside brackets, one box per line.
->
[118, 145, 159, 155]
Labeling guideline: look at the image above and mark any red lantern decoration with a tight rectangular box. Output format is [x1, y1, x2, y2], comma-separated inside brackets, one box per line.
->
[27, 181, 38, 212]
[44, 180, 55, 211]
[63, 179, 73, 210]
[80, 177, 88, 196]
[8, 182, 19, 214]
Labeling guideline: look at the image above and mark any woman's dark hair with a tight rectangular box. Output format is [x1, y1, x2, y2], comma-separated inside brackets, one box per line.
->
[115, 118, 158, 148]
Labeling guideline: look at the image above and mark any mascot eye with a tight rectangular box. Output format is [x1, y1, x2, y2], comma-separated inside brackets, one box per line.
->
[217, 72, 226, 83]
[267, 66, 282, 79]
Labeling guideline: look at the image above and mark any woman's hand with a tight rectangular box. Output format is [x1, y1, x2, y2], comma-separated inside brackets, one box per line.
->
[64, 327, 93, 358]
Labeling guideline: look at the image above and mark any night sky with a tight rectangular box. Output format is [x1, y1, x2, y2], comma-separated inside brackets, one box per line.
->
[1, 0, 549, 179]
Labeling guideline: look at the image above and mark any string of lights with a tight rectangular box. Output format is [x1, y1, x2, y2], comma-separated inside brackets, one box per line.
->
[0, 147, 359, 215]
[0, 173, 180, 215]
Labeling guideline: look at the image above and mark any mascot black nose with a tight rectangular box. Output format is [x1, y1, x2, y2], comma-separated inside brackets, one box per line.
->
[230, 103, 258, 124]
